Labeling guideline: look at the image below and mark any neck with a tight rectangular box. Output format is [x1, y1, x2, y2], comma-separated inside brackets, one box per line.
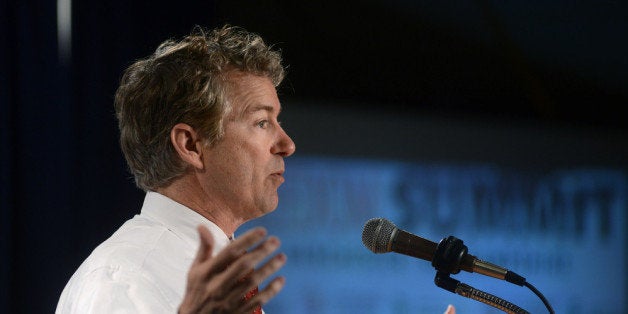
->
[156, 176, 242, 236]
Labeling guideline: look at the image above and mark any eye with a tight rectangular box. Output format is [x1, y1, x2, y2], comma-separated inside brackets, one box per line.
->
[257, 120, 269, 129]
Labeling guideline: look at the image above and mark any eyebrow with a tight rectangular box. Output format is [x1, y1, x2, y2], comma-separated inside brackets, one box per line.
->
[242, 104, 281, 116]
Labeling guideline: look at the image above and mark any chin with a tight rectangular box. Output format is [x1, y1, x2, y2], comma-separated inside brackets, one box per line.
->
[249, 192, 279, 218]
[259, 197, 279, 215]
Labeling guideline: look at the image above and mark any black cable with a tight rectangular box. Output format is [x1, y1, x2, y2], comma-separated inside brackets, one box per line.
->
[524, 281, 554, 314]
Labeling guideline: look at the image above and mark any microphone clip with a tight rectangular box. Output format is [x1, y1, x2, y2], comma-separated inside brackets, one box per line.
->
[432, 236, 467, 275]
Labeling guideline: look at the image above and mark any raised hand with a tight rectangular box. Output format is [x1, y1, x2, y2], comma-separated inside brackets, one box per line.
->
[179, 226, 287, 313]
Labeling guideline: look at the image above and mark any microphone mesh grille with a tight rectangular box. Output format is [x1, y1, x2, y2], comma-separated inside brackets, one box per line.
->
[361, 218, 397, 253]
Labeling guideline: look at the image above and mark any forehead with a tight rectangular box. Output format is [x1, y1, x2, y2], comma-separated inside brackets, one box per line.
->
[224, 72, 281, 117]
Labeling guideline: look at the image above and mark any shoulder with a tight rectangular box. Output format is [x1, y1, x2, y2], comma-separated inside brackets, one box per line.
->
[56, 219, 194, 313]
[56, 265, 175, 313]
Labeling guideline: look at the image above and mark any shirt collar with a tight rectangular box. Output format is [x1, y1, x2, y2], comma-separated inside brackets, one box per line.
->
[140, 191, 232, 256]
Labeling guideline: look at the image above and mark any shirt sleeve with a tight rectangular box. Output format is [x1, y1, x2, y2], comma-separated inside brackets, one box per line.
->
[56, 266, 177, 314]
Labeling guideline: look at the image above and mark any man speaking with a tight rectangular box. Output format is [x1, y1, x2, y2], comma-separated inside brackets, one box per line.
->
[56, 25, 295, 313]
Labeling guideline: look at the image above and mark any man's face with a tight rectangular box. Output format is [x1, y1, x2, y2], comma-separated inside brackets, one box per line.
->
[200, 72, 295, 220]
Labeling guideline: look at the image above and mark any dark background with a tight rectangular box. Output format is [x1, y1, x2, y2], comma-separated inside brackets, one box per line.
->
[1, 1, 627, 312]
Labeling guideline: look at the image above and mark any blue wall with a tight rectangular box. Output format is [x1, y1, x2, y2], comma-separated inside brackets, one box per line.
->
[245, 156, 626, 313]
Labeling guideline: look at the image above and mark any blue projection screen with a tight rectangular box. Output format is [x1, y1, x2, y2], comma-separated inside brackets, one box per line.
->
[243, 156, 626, 313]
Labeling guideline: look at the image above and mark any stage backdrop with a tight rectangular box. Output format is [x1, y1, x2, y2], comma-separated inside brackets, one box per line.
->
[244, 155, 626, 314]
[234, 103, 628, 314]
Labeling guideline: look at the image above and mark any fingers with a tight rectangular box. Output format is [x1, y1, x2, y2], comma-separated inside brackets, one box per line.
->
[210, 227, 268, 273]
[221, 235, 285, 298]
[444, 304, 456, 314]
[225, 235, 281, 278]
[246, 256, 287, 307]
[250, 252, 287, 286]
[241, 275, 286, 312]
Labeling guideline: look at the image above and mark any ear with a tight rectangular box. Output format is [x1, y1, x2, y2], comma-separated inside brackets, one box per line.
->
[170, 123, 205, 170]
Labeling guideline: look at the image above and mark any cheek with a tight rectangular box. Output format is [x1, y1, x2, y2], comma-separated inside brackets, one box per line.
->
[209, 135, 269, 186]
[224, 149, 259, 183]
[204, 147, 247, 184]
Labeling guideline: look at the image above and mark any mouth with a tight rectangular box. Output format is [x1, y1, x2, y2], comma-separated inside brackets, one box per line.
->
[270, 170, 285, 183]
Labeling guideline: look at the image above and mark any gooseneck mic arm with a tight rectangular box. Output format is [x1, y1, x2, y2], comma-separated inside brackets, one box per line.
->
[435, 271, 530, 314]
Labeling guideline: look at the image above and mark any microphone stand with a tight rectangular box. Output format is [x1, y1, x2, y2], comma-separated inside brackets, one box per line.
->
[434, 272, 529, 314]
[431, 236, 530, 314]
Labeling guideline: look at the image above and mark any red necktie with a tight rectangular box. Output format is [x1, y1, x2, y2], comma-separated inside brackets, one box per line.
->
[244, 286, 262, 314]
[232, 236, 262, 314]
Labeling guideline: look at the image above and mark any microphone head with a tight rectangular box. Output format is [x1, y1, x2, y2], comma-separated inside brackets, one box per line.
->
[361, 218, 397, 254]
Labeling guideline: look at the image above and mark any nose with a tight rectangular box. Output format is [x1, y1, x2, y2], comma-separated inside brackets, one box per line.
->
[272, 126, 296, 157]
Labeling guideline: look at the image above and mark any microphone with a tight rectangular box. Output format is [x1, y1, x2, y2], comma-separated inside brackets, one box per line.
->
[361, 217, 526, 286]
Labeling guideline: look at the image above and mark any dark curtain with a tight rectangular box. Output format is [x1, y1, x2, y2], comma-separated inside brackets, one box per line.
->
[2, 1, 76, 312]
[1, 1, 219, 312]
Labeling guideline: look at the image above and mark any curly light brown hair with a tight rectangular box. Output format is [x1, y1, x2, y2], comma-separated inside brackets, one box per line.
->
[114, 25, 285, 191]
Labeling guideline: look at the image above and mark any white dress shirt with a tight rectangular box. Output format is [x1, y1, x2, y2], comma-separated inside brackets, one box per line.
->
[56, 192, 231, 313]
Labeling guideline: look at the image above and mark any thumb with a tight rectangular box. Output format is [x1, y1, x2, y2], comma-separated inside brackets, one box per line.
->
[194, 225, 215, 263]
